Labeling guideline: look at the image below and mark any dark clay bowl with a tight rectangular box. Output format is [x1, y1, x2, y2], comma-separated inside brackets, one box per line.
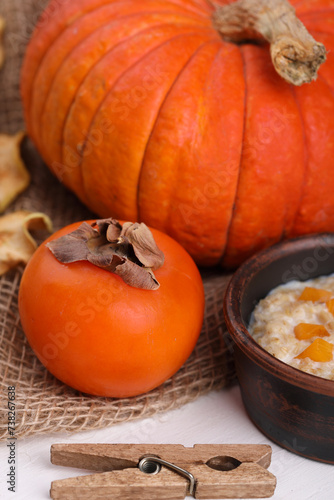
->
[223, 233, 334, 463]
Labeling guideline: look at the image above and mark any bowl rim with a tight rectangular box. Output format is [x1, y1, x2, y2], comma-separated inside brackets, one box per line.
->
[223, 232, 334, 398]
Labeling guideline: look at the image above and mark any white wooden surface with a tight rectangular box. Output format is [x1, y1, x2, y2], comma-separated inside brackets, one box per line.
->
[1, 384, 333, 500]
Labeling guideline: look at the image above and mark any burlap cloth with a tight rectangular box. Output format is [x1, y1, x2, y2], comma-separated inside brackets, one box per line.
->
[0, 0, 236, 441]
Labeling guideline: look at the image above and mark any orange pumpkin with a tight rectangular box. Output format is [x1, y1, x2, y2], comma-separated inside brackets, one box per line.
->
[21, 0, 334, 266]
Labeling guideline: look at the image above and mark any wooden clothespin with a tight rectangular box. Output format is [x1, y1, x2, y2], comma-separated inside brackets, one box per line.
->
[50, 443, 276, 499]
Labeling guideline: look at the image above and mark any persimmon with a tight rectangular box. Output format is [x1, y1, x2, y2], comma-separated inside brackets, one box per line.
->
[327, 298, 334, 316]
[298, 287, 332, 302]
[295, 338, 333, 363]
[18, 219, 205, 397]
[294, 323, 330, 341]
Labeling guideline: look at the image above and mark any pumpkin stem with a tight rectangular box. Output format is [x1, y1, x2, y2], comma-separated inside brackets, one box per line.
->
[212, 0, 326, 86]
[47, 218, 165, 290]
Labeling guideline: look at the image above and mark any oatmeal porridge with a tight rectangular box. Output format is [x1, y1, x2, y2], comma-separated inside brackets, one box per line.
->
[249, 274, 334, 380]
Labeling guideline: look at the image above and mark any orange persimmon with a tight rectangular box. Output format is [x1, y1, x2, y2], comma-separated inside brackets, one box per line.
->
[327, 298, 334, 315]
[18, 220, 205, 397]
[298, 287, 332, 302]
[295, 338, 333, 362]
[294, 323, 330, 341]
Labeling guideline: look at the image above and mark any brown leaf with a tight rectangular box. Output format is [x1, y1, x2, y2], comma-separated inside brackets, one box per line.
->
[0, 16, 4, 70]
[121, 222, 165, 270]
[47, 222, 98, 263]
[47, 219, 164, 290]
[0, 211, 53, 276]
[115, 259, 160, 290]
[92, 218, 122, 242]
[0, 132, 30, 213]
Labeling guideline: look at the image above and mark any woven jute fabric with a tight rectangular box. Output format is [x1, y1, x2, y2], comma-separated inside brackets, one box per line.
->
[0, 0, 236, 440]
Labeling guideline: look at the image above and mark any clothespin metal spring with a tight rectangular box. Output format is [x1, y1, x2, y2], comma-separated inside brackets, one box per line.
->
[139, 455, 196, 496]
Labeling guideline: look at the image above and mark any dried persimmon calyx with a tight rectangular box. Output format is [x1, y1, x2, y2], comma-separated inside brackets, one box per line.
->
[47, 218, 165, 290]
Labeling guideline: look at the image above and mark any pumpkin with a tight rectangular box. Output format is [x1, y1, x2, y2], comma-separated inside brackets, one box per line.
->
[21, 0, 334, 267]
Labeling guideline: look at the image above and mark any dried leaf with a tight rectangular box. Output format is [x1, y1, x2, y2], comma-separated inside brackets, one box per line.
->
[115, 259, 160, 289]
[0, 16, 5, 70]
[0, 132, 30, 213]
[102, 218, 122, 241]
[47, 218, 165, 290]
[0, 211, 53, 276]
[121, 222, 165, 270]
[47, 222, 98, 263]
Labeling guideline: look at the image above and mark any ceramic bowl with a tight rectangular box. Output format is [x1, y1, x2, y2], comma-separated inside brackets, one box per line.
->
[223, 233, 334, 463]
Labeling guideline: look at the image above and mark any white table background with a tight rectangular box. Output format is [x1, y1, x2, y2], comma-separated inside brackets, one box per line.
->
[1, 384, 333, 500]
